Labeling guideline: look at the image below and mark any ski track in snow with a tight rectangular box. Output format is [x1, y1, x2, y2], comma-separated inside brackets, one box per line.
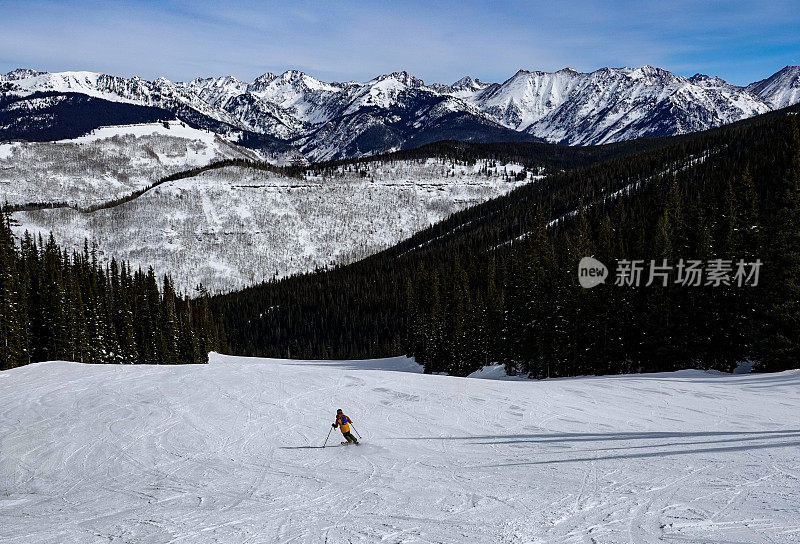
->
[1, 355, 799, 543]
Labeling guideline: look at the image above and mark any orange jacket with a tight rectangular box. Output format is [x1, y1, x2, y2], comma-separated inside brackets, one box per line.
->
[334, 413, 351, 433]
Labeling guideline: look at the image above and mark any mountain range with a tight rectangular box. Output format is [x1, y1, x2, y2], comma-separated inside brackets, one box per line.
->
[2, 65, 800, 161]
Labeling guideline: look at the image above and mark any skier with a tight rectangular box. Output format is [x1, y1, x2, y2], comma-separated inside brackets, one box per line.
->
[332, 409, 359, 445]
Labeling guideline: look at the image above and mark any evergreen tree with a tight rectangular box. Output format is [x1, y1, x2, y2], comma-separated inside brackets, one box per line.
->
[0, 210, 215, 369]
[159, 275, 180, 364]
[0, 208, 26, 369]
[755, 118, 800, 371]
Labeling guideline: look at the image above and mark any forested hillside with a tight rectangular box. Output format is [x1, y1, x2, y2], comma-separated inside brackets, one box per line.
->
[0, 210, 220, 370]
[211, 105, 800, 376]
[10, 156, 534, 292]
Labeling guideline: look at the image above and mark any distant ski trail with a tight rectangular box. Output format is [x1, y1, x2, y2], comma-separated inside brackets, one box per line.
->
[1, 355, 799, 543]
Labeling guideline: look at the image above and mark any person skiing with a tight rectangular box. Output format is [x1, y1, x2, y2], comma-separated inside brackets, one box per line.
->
[332, 409, 359, 445]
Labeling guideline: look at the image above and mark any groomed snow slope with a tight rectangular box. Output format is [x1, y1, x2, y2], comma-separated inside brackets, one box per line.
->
[1, 354, 799, 543]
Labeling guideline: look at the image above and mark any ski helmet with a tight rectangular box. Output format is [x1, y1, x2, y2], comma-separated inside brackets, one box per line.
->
[336, 408, 343, 414]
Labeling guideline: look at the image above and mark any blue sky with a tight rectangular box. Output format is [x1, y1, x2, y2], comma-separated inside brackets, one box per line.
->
[1, 0, 798, 85]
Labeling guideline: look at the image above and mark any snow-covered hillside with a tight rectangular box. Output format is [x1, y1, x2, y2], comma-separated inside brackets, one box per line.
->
[1, 354, 798, 543]
[4, 65, 800, 159]
[10, 160, 533, 292]
[0, 121, 257, 206]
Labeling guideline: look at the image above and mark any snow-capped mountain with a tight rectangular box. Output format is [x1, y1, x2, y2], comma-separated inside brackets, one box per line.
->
[3, 65, 799, 160]
[746, 65, 800, 109]
[436, 75, 491, 98]
[469, 66, 773, 144]
[0, 70, 239, 127]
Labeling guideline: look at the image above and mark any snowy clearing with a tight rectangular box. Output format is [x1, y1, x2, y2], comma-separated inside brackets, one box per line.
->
[57, 121, 225, 146]
[1, 354, 798, 543]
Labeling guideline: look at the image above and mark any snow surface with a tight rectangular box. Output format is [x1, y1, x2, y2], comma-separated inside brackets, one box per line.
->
[1, 354, 798, 543]
[0, 143, 17, 160]
[60, 121, 221, 146]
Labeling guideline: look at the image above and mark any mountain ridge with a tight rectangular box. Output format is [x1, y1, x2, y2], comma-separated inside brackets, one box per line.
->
[2, 65, 799, 160]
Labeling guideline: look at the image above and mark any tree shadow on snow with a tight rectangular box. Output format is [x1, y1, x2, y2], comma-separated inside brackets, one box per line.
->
[394, 429, 800, 442]
[644, 370, 800, 387]
[389, 429, 800, 465]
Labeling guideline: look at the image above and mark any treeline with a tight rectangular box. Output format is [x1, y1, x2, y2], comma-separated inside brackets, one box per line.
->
[7, 158, 298, 215]
[285, 137, 676, 179]
[0, 92, 172, 142]
[0, 90, 293, 157]
[6, 159, 302, 213]
[212, 108, 800, 377]
[0, 208, 221, 370]
[80, 158, 296, 213]
[5, 201, 73, 213]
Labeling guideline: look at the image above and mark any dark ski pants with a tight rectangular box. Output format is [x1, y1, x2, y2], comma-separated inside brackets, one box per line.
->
[342, 431, 358, 444]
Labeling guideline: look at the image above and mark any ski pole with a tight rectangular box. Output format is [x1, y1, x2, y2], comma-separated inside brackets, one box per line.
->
[323, 426, 333, 448]
[351, 424, 361, 439]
